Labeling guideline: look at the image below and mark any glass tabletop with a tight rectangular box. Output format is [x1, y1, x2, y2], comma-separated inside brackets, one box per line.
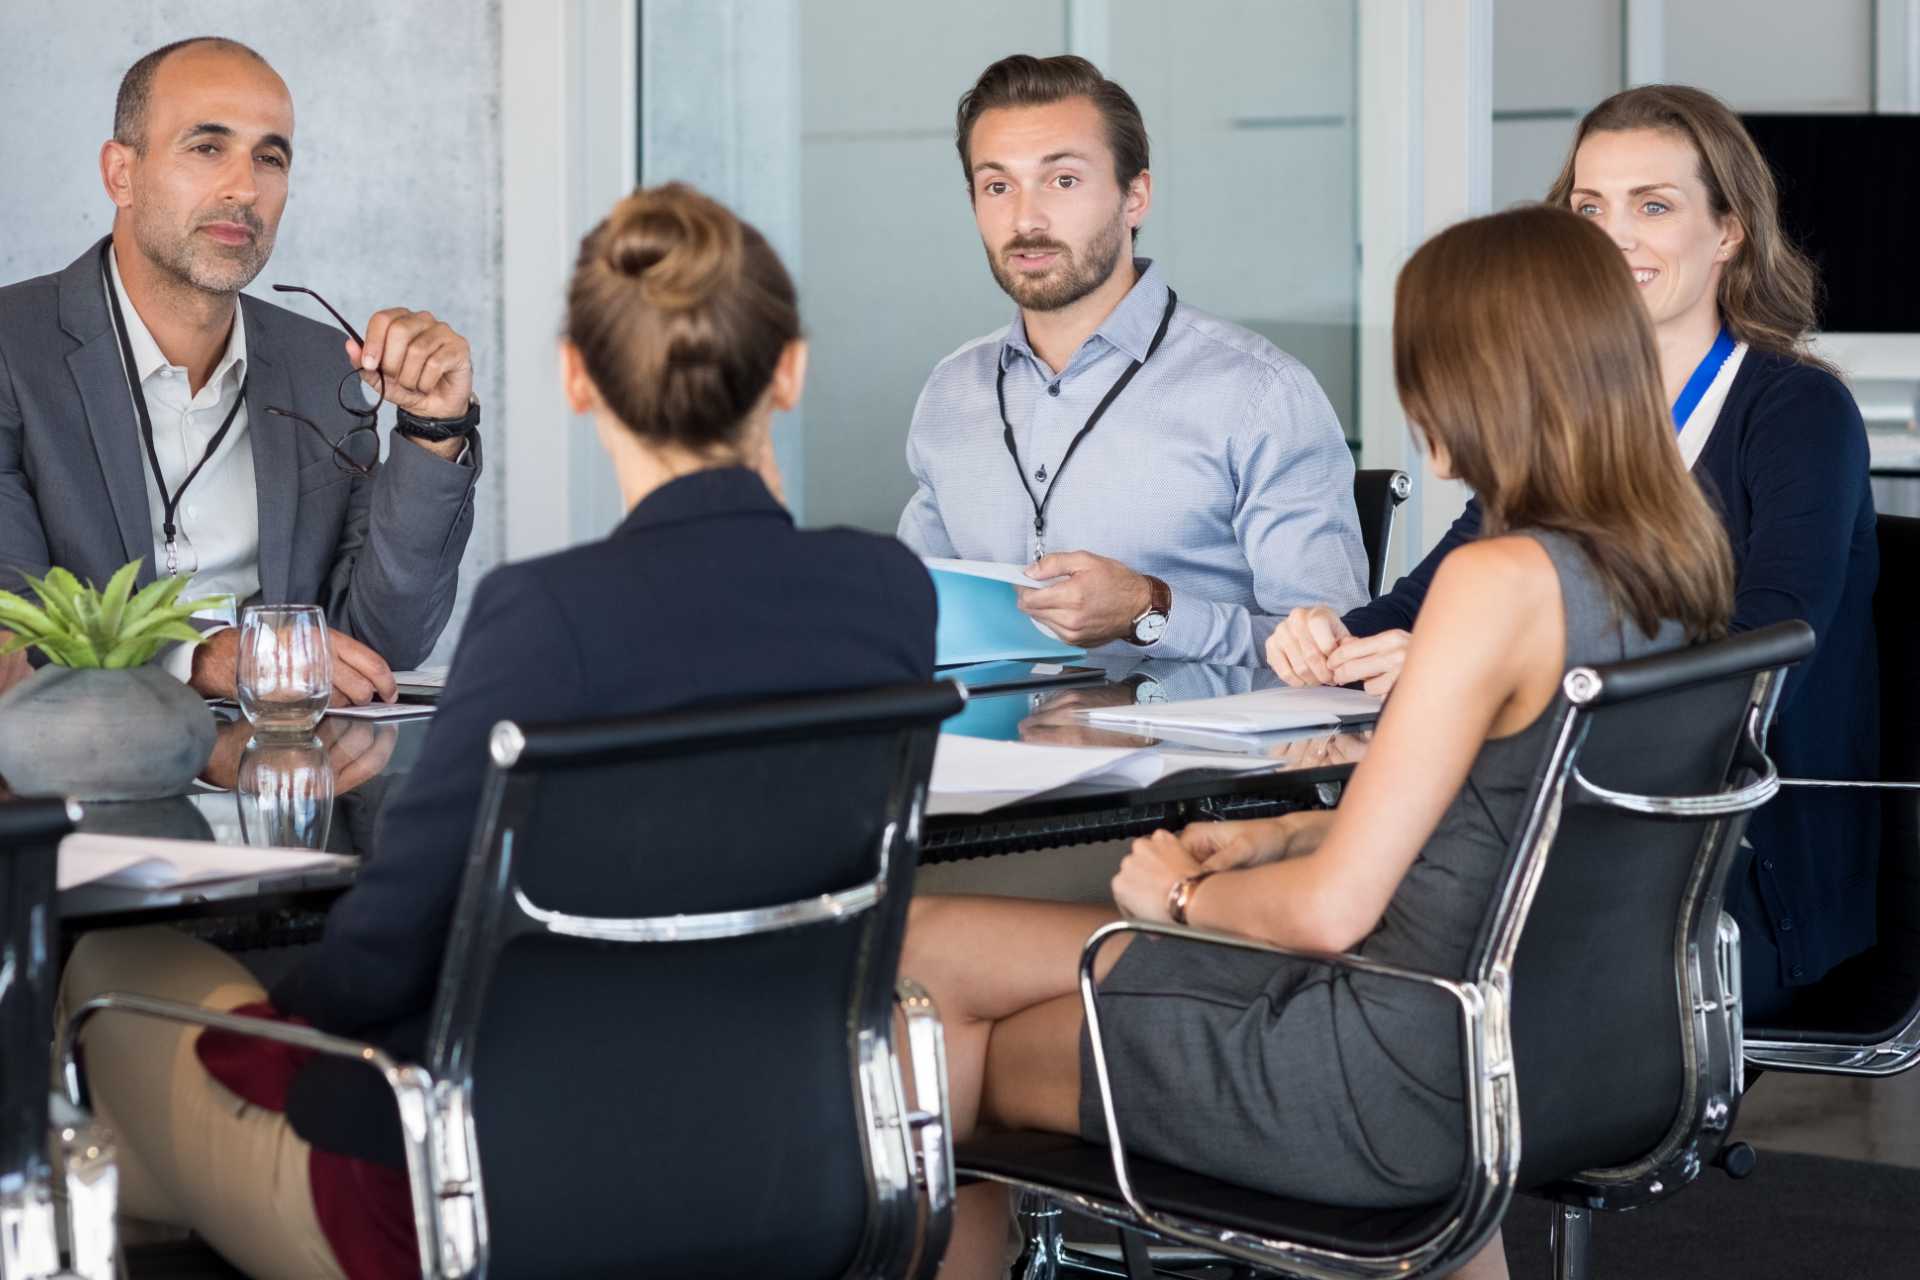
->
[52, 660, 1372, 921]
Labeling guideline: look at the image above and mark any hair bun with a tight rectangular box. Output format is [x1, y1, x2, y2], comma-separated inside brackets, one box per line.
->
[599, 183, 743, 313]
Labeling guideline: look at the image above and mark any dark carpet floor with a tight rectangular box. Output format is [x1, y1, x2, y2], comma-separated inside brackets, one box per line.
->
[1501, 1149, 1920, 1279]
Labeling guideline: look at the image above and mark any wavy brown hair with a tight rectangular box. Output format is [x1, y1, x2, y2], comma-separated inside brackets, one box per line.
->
[1395, 207, 1733, 640]
[566, 182, 800, 452]
[1544, 84, 1829, 366]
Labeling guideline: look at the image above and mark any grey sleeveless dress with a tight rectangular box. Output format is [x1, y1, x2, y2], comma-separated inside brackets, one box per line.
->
[1080, 530, 1686, 1207]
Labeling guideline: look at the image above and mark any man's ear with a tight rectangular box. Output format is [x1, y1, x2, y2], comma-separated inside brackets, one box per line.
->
[100, 140, 136, 210]
[768, 338, 809, 413]
[559, 341, 600, 415]
[1124, 168, 1153, 235]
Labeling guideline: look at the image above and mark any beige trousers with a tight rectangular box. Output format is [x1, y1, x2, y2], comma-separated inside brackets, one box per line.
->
[58, 926, 349, 1280]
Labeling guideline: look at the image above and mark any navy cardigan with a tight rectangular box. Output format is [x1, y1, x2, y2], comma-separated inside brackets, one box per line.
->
[270, 466, 937, 1161]
[1345, 350, 1880, 1013]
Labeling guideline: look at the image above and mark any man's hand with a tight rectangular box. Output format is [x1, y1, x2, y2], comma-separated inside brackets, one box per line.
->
[347, 308, 473, 458]
[189, 625, 398, 706]
[1265, 606, 1349, 686]
[1017, 551, 1152, 647]
[200, 716, 397, 794]
[1326, 630, 1411, 698]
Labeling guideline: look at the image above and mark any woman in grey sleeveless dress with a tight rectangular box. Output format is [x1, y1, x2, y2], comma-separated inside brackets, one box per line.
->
[902, 206, 1738, 1280]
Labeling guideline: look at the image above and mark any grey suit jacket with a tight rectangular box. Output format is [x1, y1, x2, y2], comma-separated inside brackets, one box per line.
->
[0, 239, 479, 669]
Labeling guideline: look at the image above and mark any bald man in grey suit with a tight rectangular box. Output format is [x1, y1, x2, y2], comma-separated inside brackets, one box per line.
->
[0, 36, 480, 705]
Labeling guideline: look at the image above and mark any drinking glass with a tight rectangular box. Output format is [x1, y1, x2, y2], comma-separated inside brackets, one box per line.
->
[234, 735, 335, 850]
[238, 605, 332, 736]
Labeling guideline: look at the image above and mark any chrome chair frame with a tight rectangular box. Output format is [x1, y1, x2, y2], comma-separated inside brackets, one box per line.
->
[2, 797, 116, 1280]
[59, 685, 961, 1279]
[967, 626, 1803, 1280]
[1352, 469, 1413, 598]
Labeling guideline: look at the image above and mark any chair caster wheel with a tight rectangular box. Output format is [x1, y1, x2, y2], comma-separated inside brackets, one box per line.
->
[1713, 1141, 1757, 1179]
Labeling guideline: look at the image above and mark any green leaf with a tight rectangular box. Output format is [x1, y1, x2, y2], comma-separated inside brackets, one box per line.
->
[19, 572, 78, 632]
[0, 592, 58, 639]
[97, 559, 141, 640]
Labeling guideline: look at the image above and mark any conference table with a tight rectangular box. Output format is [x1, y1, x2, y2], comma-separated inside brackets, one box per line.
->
[54, 654, 1374, 933]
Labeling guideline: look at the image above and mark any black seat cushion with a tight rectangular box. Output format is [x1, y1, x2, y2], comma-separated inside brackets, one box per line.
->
[957, 1130, 1451, 1257]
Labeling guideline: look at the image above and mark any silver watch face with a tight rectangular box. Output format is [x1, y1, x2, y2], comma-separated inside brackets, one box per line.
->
[1133, 610, 1168, 645]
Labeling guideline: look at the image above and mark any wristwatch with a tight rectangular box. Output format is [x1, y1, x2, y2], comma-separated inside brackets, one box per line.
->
[396, 395, 481, 443]
[1125, 575, 1172, 647]
[1167, 870, 1216, 925]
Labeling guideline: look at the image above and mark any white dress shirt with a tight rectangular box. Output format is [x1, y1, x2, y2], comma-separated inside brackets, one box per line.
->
[106, 247, 259, 682]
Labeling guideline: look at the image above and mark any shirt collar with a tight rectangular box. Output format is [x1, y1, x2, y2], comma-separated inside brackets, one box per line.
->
[1000, 257, 1169, 371]
[106, 245, 248, 391]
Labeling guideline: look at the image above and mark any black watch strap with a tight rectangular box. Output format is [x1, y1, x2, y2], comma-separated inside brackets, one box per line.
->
[396, 396, 480, 442]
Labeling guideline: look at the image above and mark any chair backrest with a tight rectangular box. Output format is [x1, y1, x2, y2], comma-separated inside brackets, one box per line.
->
[424, 681, 962, 1280]
[0, 800, 75, 1205]
[1871, 514, 1920, 994]
[1463, 623, 1813, 1196]
[1352, 469, 1412, 598]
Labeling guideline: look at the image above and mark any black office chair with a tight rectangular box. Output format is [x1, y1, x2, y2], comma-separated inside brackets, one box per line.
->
[1352, 469, 1412, 598]
[62, 681, 964, 1279]
[1746, 513, 1920, 1075]
[958, 622, 1814, 1280]
[1, 797, 115, 1280]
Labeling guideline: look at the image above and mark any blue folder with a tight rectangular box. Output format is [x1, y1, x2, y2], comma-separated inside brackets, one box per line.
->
[930, 567, 1085, 667]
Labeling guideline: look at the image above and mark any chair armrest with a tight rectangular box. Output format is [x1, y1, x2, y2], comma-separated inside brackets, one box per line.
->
[893, 978, 953, 1280]
[58, 993, 452, 1280]
[1076, 920, 1498, 1271]
[1778, 778, 1920, 791]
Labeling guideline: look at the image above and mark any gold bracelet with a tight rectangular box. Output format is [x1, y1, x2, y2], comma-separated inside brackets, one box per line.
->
[1166, 870, 1217, 925]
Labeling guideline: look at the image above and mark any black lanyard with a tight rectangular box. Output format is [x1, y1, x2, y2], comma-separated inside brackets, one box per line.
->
[997, 288, 1177, 544]
[98, 242, 249, 577]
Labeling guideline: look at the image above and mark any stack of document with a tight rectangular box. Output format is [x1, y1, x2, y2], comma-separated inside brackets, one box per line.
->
[1083, 686, 1382, 734]
[924, 559, 1084, 666]
[58, 833, 354, 892]
[928, 734, 1276, 815]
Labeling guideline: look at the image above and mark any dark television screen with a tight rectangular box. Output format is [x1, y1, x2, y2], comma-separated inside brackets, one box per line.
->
[1741, 114, 1920, 334]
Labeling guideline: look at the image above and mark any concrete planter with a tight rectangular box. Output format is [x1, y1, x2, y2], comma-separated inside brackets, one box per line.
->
[0, 666, 215, 801]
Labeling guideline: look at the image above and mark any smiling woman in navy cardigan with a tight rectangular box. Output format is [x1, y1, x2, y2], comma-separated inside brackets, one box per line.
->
[1270, 86, 1878, 1021]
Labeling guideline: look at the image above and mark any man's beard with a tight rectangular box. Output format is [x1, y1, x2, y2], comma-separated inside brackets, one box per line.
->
[132, 202, 273, 297]
[985, 208, 1128, 312]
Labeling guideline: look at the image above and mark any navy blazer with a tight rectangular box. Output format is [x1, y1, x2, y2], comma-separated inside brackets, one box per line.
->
[271, 466, 936, 1158]
[1344, 350, 1879, 1013]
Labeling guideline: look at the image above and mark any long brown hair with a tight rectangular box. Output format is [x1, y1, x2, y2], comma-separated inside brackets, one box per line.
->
[1544, 84, 1828, 366]
[1395, 207, 1732, 640]
[566, 182, 800, 451]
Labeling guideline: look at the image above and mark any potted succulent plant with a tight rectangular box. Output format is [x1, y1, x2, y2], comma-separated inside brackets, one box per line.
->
[0, 561, 227, 801]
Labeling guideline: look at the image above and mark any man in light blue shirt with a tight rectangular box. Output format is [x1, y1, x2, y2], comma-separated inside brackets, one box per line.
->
[897, 54, 1367, 666]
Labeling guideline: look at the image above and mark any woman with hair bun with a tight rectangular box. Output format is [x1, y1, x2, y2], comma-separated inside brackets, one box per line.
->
[1270, 85, 1879, 1021]
[58, 183, 936, 1280]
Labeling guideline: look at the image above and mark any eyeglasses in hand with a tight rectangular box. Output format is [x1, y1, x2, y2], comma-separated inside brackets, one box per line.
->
[265, 284, 384, 476]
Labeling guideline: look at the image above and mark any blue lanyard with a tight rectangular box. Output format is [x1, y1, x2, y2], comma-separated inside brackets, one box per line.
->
[1672, 326, 1736, 432]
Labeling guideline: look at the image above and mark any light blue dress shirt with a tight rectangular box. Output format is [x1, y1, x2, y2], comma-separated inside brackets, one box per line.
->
[897, 259, 1368, 666]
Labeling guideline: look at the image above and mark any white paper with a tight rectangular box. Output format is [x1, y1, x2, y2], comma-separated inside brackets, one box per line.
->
[58, 833, 354, 892]
[391, 667, 449, 688]
[1084, 686, 1382, 734]
[926, 735, 1277, 815]
[325, 702, 435, 721]
[921, 557, 1064, 590]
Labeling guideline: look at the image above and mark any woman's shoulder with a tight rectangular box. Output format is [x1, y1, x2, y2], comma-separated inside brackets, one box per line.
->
[1731, 348, 1863, 423]
[1427, 531, 1560, 610]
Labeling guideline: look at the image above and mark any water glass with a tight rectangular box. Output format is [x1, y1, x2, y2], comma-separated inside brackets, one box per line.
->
[238, 605, 331, 736]
[234, 735, 335, 850]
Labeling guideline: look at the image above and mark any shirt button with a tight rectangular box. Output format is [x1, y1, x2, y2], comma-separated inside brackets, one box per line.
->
[1790, 965, 1805, 980]
[1047, 383, 1061, 397]
[186, 505, 199, 519]
[1761, 859, 1775, 871]
[1778, 916, 1794, 932]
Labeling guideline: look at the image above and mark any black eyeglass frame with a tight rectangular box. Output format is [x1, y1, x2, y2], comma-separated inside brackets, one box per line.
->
[266, 284, 385, 477]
